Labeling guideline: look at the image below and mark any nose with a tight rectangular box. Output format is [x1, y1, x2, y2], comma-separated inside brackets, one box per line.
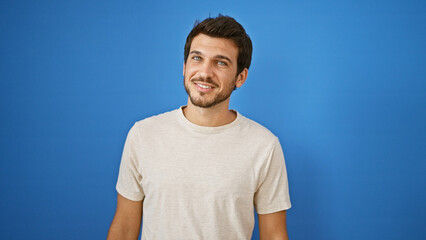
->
[198, 60, 214, 79]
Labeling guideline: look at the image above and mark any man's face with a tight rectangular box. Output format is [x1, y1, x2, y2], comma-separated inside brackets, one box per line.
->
[183, 34, 245, 108]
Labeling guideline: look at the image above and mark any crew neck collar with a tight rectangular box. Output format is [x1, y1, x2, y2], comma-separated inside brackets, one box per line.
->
[176, 106, 241, 134]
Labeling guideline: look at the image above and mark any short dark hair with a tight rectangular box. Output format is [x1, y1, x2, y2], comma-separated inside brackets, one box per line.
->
[184, 15, 253, 75]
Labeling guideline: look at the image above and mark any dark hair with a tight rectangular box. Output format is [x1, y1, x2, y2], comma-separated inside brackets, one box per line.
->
[184, 15, 253, 75]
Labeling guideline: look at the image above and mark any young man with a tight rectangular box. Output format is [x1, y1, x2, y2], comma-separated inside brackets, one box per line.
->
[107, 15, 291, 240]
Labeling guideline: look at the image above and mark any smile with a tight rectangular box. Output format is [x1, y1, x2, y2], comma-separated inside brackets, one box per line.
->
[193, 82, 216, 93]
[196, 83, 213, 89]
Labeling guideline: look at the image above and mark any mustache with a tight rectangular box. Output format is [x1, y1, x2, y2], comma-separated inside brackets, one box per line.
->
[191, 77, 218, 87]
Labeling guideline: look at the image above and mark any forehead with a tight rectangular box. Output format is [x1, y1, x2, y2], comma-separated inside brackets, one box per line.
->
[190, 34, 238, 60]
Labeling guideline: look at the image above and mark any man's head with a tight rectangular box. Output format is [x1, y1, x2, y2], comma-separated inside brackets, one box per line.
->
[184, 15, 253, 76]
[183, 15, 252, 108]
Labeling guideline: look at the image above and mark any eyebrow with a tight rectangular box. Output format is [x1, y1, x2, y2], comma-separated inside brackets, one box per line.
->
[189, 50, 233, 64]
[215, 55, 232, 64]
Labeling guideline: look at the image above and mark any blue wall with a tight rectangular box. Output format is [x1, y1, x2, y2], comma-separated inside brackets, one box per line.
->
[1, 1, 425, 239]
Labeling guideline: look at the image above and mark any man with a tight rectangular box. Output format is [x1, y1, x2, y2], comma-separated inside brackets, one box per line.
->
[107, 15, 291, 240]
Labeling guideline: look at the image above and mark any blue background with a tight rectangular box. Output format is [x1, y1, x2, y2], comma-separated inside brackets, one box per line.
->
[1, 0, 425, 239]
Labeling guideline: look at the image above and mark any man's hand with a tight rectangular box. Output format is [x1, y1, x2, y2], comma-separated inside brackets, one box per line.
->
[258, 210, 289, 240]
[107, 193, 143, 240]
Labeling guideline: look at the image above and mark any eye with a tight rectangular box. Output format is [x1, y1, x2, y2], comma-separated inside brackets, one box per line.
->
[192, 56, 201, 61]
[217, 61, 227, 66]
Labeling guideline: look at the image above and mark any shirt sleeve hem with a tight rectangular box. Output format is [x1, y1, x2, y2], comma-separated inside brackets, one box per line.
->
[255, 202, 292, 214]
[116, 185, 144, 201]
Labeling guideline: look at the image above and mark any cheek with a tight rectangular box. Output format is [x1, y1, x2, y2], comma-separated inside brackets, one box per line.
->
[184, 65, 198, 77]
[220, 72, 237, 83]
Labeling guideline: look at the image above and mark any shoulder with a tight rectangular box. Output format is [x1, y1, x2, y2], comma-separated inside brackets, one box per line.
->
[238, 114, 278, 144]
[131, 108, 179, 134]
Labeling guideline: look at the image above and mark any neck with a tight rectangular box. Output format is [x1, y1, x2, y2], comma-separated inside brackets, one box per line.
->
[182, 98, 236, 127]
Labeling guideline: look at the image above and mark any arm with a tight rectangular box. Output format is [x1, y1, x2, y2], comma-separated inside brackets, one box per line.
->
[107, 193, 143, 240]
[258, 210, 289, 240]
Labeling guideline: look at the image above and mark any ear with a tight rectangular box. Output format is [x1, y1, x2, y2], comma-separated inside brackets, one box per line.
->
[235, 68, 248, 88]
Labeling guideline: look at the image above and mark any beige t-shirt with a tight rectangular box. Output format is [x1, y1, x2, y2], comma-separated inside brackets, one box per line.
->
[116, 107, 291, 239]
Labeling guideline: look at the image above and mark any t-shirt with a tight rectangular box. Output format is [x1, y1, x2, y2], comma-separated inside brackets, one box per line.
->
[116, 107, 291, 240]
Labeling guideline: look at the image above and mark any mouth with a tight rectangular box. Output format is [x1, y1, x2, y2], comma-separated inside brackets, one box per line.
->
[196, 83, 213, 89]
[193, 82, 216, 92]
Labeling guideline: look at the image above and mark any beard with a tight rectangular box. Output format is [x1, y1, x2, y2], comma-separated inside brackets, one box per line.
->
[184, 75, 237, 108]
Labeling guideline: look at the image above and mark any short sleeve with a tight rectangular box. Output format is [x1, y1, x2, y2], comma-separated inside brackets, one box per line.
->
[115, 124, 145, 201]
[254, 138, 291, 214]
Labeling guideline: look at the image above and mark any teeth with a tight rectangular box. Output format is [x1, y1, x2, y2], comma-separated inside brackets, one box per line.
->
[197, 83, 212, 89]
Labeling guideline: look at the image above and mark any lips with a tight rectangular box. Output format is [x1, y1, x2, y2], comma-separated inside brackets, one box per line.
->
[195, 83, 214, 89]
[191, 76, 218, 93]
[193, 82, 216, 92]
[191, 77, 218, 87]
